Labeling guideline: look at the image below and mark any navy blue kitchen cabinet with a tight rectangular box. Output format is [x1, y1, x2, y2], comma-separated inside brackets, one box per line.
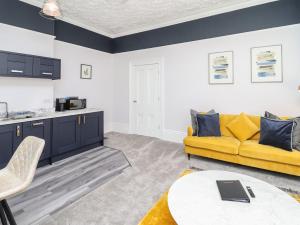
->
[52, 115, 81, 156]
[52, 112, 104, 158]
[81, 112, 104, 146]
[0, 50, 61, 80]
[22, 119, 51, 161]
[33, 56, 61, 80]
[0, 52, 33, 77]
[0, 111, 103, 168]
[0, 123, 22, 169]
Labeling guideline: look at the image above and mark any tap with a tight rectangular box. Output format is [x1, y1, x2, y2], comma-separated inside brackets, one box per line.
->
[0, 102, 8, 118]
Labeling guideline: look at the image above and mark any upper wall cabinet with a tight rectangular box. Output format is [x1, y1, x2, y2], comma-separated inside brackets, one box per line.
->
[33, 56, 61, 80]
[0, 51, 61, 80]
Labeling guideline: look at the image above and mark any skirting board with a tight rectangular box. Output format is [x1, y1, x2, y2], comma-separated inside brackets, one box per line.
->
[163, 129, 186, 143]
[109, 122, 185, 143]
[110, 122, 130, 134]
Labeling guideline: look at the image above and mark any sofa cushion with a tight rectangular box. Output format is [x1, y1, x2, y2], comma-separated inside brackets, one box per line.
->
[190, 109, 215, 136]
[219, 114, 238, 137]
[239, 140, 300, 166]
[196, 113, 221, 137]
[184, 136, 240, 155]
[220, 114, 261, 140]
[226, 113, 259, 141]
[264, 111, 300, 151]
[259, 117, 293, 151]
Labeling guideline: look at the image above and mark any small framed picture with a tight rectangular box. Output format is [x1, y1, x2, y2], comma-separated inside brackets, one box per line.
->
[251, 45, 282, 83]
[81, 64, 92, 79]
[208, 51, 234, 84]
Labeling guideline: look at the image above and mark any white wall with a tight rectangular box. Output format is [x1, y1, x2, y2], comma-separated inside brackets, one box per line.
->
[0, 23, 55, 111]
[113, 24, 300, 141]
[0, 23, 114, 132]
[1, 22, 300, 140]
[54, 41, 114, 131]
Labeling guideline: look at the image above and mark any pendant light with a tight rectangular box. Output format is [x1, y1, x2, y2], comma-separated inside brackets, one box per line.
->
[39, 0, 61, 20]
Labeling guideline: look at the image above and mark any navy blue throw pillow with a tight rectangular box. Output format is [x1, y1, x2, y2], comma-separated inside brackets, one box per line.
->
[196, 113, 221, 137]
[259, 117, 294, 151]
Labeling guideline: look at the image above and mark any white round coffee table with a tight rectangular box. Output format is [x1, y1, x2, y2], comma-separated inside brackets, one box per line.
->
[168, 170, 300, 225]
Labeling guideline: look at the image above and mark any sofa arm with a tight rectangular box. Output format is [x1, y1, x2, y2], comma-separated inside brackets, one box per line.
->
[187, 126, 193, 136]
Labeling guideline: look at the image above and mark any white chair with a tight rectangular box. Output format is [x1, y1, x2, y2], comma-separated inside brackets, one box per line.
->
[0, 136, 45, 225]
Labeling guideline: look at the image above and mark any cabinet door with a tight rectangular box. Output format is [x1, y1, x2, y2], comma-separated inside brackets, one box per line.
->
[81, 112, 104, 147]
[52, 115, 81, 156]
[52, 59, 61, 80]
[22, 119, 51, 161]
[0, 52, 7, 75]
[33, 57, 61, 79]
[6, 53, 33, 76]
[0, 124, 22, 169]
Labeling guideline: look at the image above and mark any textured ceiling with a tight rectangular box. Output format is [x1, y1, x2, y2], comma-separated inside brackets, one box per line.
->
[21, 0, 276, 37]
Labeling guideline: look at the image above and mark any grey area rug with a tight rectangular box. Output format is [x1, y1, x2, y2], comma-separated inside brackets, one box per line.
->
[40, 132, 300, 225]
[8, 146, 131, 225]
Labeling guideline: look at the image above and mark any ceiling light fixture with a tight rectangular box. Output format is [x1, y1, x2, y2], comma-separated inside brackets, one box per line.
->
[39, 0, 61, 20]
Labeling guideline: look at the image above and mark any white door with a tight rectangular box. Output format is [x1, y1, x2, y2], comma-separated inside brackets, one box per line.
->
[130, 62, 162, 138]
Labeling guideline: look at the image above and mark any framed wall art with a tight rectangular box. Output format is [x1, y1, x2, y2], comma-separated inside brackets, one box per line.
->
[81, 64, 92, 79]
[208, 51, 234, 84]
[251, 45, 282, 83]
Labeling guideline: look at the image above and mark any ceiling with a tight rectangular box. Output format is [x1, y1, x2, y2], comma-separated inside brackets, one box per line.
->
[21, 0, 276, 38]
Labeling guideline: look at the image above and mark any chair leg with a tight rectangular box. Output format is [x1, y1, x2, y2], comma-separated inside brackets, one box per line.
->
[0, 204, 8, 225]
[1, 200, 16, 225]
[187, 153, 191, 160]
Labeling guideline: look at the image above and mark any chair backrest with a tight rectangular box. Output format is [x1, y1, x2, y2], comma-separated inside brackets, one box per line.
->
[7, 136, 45, 187]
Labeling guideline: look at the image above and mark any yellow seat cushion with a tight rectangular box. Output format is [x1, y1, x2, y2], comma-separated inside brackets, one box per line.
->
[184, 136, 240, 155]
[226, 113, 259, 141]
[138, 170, 192, 225]
[239, 140, 300, 166]
[138, 192, 176, 225]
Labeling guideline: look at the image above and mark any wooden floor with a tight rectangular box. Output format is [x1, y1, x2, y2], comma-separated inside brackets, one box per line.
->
[8, 146, 131, 225]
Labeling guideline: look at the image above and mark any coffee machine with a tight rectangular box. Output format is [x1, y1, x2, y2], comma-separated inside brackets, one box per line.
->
[55, 98, 67, 112]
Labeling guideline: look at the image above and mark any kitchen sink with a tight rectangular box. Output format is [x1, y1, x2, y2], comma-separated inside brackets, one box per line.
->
[0, 111, 36, 122]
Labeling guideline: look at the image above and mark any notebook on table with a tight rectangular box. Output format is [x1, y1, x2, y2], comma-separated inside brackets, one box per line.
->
[216, 180, 250, 203]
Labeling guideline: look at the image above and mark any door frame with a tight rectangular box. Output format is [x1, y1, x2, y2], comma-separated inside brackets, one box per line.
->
[129, 58, 164, 138]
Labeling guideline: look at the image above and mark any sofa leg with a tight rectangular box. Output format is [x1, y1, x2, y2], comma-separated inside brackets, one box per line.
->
[187, 153, 191, 160]
[1, 200, 17, 225]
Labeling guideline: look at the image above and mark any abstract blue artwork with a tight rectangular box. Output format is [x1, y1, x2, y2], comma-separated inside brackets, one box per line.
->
[251, 45, 282, 83]
[209, 51, 233, 84]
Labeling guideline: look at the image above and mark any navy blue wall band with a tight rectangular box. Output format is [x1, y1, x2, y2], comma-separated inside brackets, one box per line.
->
[0, 0, 113, 53]
[112, 0, 300, 53]
[0, 0, 54, 35]
[0, 0, 300, 54]
[54, 21, 113, 53]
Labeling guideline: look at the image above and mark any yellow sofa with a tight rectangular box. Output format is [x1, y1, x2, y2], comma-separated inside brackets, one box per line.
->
[184, 114, 300, 176]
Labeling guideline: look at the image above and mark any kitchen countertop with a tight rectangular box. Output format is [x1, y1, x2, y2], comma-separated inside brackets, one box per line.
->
[0, 108, 103, 125]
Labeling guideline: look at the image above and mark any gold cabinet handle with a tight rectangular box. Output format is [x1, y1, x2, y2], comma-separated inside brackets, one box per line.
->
[83, 115, 86, 125]
[78, 115, 81, 125]
[16, 125, 21, 137]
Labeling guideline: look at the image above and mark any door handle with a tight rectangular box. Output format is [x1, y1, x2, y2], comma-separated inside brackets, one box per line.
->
[78, 115, 81, 125]
[32, 122, 44, 127]
[42, 72, 53, 75]
[11, 69, 24, 73]
[83, 115, 86, 125]
[133, 100, 137, 103]
[16, 125, 21, 137]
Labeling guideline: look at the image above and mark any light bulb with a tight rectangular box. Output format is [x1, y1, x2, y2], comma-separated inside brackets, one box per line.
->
[42, 0, 61, 17]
